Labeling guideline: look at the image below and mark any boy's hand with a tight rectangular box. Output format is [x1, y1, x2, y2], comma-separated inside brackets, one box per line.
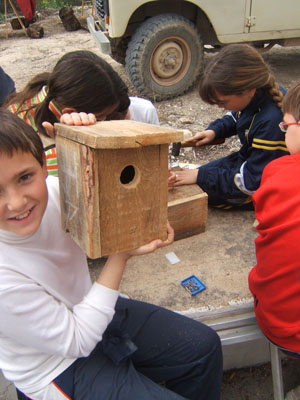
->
[99, 223, 174, 290]
[42, 121, 55, 138]
[123, 222, 174, 258]
[183, 129, 216, 147]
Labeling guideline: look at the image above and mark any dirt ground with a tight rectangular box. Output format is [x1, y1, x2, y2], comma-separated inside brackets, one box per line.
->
[1, 7, 300, 400]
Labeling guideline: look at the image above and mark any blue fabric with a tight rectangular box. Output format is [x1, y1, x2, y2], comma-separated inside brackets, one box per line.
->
[280, 348, 300, 360]
[267, 337, 300, 360]
[16, 388, 28, 399]
[197, 152, 250, 205]
[197, 89, 288, 206]
[0, 67, 15, 106]
[53, 297, 223, 400]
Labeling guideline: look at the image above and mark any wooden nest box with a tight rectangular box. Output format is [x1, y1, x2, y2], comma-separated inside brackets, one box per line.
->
[55, 120, 183, 258]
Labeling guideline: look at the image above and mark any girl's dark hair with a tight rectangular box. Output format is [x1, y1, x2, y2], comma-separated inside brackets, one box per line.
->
[5, 50, 130, 135]
[199, 44, 283, 108]
[282, 80, 300, 121]
[0, 108, 44, 166]
[99, 59, 130, 120]
[105, 76, 130, 120]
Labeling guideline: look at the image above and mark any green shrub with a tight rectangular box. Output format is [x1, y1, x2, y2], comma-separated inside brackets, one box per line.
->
[36, 0, 65, 8]
[36, 0, 82, 7]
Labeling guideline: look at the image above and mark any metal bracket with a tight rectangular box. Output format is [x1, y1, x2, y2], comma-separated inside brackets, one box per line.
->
[87, 15, 111, 55]
[246, 15, 256, 28]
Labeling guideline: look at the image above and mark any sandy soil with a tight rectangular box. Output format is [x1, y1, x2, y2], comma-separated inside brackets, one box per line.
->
[2, 8, 300, 400]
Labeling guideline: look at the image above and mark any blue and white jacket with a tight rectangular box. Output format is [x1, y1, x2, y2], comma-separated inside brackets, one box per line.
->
[205, 88, 288, 196]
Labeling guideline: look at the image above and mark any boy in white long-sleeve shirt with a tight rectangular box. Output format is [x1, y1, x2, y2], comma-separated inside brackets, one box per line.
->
[0, 109, 222, 400]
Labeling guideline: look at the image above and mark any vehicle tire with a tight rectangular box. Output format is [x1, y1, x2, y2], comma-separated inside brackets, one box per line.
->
[125, 14, 204, 101]
[111, 51, 126, 65]
[110, 38, 128, 65]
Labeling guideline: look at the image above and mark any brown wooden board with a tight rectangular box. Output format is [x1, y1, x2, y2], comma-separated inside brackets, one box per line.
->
[56, 136, 101, 257]
[96, 144, 169, 255]
[168, 185, 208, 241]
[55, 121, 185, 257]
[55, 120, 184, 149]
[56, 127, 171, 258]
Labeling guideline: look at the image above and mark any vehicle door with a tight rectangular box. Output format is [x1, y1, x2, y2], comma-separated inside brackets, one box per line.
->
[250, 0, 300, 34]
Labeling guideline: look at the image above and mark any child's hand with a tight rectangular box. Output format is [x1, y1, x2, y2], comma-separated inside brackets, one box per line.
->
[41, 113, 97, 138]
[168, 168, 177, 189]
[172, 169, 198, 186]
[60, 112, 96, 126]
[184, 129, 216, 147]
[98, 223, 174, 290]
[124, 222, 174, 258]
[42, 121, 56, 138]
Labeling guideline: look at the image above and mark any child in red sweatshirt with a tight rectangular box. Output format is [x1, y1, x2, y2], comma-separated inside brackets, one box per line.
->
[249, 80, 300, 400]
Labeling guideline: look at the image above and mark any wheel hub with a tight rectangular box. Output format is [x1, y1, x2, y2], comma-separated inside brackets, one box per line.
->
[150, 36, 192, 86]
[152, 42, 183, 78]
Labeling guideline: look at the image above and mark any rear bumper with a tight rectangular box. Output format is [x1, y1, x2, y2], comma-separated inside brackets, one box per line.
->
[87, 15, 111, 54]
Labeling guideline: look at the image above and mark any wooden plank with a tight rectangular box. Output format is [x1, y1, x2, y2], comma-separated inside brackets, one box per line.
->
[97, 144, 169, 255]
[56, 136, 101, 257]
[168, 185, 207, 241]
[168, 183, 205, 203]
[57, 134, 169, 257]
[55, 120, 184, 149]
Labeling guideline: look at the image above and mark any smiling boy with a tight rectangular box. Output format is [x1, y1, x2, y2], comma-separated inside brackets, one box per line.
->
[0, 150, 48, 235]
[0, 109, 222, 400]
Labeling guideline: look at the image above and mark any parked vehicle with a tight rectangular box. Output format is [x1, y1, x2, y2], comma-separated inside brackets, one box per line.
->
[87, 0, 300, 100]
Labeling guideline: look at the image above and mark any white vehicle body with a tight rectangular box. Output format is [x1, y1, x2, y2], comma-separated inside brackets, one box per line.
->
[88, 0, 300, 100]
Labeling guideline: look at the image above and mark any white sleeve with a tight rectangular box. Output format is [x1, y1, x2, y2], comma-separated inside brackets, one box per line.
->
[0, 269, 118, 358]
[129, 97, 160, 125]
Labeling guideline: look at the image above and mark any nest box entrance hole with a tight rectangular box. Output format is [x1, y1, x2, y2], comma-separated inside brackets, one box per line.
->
[120, 164, 138, 185]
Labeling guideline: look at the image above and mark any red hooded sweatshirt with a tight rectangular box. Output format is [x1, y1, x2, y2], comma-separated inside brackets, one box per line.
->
[249, 153, 300, 352]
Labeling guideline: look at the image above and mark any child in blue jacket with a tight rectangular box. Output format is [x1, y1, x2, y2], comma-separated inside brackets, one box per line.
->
[170, 44, 288, 209]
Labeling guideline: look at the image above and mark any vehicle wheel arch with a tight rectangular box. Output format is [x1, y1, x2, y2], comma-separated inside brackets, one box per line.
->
[123, 0, 218, 46]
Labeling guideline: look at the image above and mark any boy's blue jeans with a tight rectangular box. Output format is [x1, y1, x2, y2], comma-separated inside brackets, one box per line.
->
[17, 297, 223, 400]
